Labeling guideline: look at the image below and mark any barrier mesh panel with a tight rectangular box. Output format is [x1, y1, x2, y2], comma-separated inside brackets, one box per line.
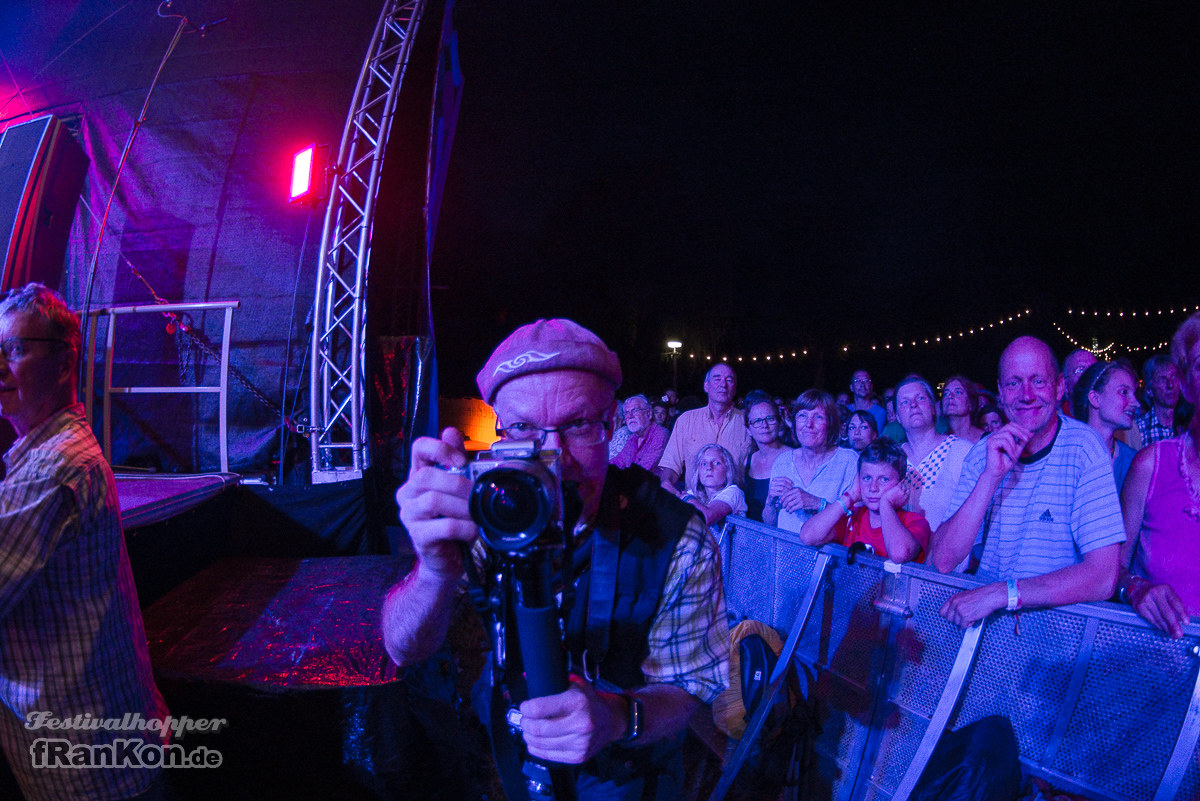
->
[1180, 741, 1200, 801]
[869, 705, 929, 794]
[723, 522, 776, 625]
[810, 671, 869, 801]
[1053, 622, 1197, 799]
[862, 783, 891, 801]
[823, 562, 887, 691]
[720, 530, 1200, 801]
[723, 521, 819, 635]
[772, 536, 818, 633]
[891, 578, 962, 719]
[952, 610, 1086, 759]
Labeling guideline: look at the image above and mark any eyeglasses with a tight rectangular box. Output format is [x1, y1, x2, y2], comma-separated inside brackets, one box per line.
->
[625, 405, 652, 416]
[748, 416, 778, 428]
[496, 418, 611, 447]
[0, 337, 66, 363]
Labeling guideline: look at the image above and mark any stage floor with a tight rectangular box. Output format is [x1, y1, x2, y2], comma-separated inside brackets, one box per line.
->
[116, 472, 240, 529]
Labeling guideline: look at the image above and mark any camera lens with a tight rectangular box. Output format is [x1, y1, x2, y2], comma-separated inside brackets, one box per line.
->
[470, 467, 553, 551]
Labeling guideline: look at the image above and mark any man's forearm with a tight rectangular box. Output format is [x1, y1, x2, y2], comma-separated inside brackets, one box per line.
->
[1016, 545, 1120, 608]
[929, 482, 996, 572]
[381, 562, 461, 667]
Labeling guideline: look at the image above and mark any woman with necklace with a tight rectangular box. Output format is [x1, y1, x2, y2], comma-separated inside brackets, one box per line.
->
[1119, 312, 1200, 638]
[763, 390, 857, 533]
[895, 376, 972, 532]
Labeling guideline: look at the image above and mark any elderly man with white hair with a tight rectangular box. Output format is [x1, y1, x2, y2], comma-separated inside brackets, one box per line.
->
[610, 394, 669, 470]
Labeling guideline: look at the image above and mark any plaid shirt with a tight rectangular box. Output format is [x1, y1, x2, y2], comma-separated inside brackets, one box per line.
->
[0, 404, 168, 801]
[1135, 407, 1176, 447]
[639, 512, 729, 704]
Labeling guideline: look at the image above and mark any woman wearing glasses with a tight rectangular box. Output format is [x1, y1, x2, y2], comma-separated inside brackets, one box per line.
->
[741, 390, 793, 521]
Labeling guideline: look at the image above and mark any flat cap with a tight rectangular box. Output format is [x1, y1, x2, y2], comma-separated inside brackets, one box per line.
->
[476, 318, 622, 405]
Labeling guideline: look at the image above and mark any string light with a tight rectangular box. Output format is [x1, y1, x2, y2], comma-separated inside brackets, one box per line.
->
[684, 304, 1195, 364]
[1052, 321, 1170, 356]
[1066, 303, 1198, 318]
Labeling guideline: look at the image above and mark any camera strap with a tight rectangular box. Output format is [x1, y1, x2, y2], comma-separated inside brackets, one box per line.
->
[579, 525, 620, 680]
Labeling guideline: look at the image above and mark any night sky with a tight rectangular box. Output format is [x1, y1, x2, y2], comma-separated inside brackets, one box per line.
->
[429, 1, 1197, 401]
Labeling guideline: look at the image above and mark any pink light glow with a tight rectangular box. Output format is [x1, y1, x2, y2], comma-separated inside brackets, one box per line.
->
[290, 146, 314, 200]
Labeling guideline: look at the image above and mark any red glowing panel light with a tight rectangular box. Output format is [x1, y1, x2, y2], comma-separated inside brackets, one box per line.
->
[290, 145, 315, 201]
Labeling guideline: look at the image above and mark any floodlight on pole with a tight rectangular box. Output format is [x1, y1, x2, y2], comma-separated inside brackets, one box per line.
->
[667, 340, 682, 391]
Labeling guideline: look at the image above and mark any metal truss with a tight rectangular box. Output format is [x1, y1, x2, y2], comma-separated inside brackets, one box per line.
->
[311, 0, 427, 483]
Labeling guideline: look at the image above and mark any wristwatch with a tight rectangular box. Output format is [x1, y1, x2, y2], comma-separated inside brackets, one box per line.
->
[617, 693, 644, 745]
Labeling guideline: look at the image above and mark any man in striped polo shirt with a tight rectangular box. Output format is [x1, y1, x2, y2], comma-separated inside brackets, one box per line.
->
[930, 336, 1125, 628]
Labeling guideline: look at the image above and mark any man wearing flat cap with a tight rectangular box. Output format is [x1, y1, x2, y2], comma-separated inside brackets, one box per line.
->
[383, 319, 728, 800]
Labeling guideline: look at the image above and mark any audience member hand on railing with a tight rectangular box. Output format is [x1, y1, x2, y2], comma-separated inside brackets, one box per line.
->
[1117, 311, 1200, 639]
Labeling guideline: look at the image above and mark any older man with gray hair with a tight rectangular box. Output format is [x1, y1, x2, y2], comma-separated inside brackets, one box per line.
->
[610, 394, 669, 470]
[656, 362, 750, 492]
[0, 284, 169, 800]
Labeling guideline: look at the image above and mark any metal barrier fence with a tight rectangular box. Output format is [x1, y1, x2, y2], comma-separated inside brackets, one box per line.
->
[714, 515, 1200, 801]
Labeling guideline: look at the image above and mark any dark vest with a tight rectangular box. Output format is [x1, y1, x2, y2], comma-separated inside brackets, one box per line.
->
[475, 466, 696, 797]
[563, 465, 694, 690]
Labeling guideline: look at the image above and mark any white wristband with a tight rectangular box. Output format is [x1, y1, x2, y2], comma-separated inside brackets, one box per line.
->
[1006, 578, 1021, 611]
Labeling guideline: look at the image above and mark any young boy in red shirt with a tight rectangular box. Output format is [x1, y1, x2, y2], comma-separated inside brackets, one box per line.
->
[800, 438, 931, 563]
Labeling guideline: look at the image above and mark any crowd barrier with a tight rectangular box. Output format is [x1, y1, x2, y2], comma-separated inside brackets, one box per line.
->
[712, 515, 1200, 801]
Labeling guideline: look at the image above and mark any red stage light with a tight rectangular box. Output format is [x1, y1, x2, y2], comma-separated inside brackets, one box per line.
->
[289, 144, 328, 205]
[290, 146, 315, 200]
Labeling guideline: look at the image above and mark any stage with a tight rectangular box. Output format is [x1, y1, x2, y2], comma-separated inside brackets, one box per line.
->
[116, 472, 242, 529]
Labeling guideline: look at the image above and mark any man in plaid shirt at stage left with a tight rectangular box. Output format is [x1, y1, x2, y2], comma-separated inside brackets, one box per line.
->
[0, 284, 170, 801]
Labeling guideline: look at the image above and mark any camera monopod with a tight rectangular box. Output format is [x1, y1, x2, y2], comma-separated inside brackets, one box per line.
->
[510, 556, 578, 801]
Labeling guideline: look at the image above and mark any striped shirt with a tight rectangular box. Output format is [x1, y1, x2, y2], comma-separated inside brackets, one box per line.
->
[0, 404, 168, 801]
[947, 415, 1126, 581]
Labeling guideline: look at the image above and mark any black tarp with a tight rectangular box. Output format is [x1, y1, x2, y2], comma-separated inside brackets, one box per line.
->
[1, 1, 397, 473]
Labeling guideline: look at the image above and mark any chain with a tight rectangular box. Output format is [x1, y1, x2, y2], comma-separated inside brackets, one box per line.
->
[125, 263, 292, 421]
